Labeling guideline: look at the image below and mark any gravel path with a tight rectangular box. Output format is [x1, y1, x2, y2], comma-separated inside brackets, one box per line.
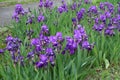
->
[0, 0, 72, 28]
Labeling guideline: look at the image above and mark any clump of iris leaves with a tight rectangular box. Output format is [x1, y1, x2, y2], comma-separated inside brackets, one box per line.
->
[0, 0, 120, 80]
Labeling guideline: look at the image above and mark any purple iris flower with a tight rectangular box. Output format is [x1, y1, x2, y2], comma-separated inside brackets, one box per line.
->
[65, 37, 77, 54]
[37, 13, 45, 22]
[39, 0, 44, 8]
[99, 14, 106, 22]
[47, 32, 63, 51]
[77, 25, 86, 34]
[93, 24, 98, 30]
[82, 41, 89, 48]
[5, 35, 13, 42]
[41, 25, 49, 34]
[105, 2, 114, 13]
[31, 38, 40, 46]
[97, 24, 105, 31]
[72, 18, 77, 23]
[89, 6, 98, 13]
[105, 11, 111, 18]
[15, 4, 24, 15]
[39, 54, 48, 62]
[44, 0, 52, 8]
[56, 32, 63, 42]
[45, 48, 54, 56]
[61, 3, 68, 12]
[112, 17, 118, 24]
[39, 35, 49, 46]
[12, 4, 25, 22]
[74, 25, 88, 43]
[26, 15, 34, 25]
[107, 24, 116, 30]
[105, 29, 115, 36]
[93, 23, 105, 31]
[58, 7, 64, 13]
[36, 61, 45, 68]
[117, 14, 120, 21]
[77, 24, 82, 29]
[6, 42, 18, 51]
[61, 49, 66, 54]
[36, 54, 48, 68]
[49, 36, 58, 46]
[71, 2, 77, 10]
[26, 18, 33, 24]
[27, 51, 34, 59]
[74, 30, 82, 44]
[99, 2, 105, 10]
[12, 12, 19, 22]
[77, 11, 83, 21]
[80, 8, 86, 14]
[94, 18, 99, 24]
[36, 53, 55, 68]
[82, 41, 93, 50]
[77, 8, 86, 21]
[36, 45, 42, 52]
[58, 1, 68, 14]
[72, 18, 77, 26]
[49, 56, 55, 66]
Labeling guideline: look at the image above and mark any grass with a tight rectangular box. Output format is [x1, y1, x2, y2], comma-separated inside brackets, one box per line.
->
[0, 0, 120, 80]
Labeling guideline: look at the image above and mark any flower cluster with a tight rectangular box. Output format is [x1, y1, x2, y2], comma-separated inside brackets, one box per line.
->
[12, 4, 45, 24]
[35, 49, 55, 68]
[26, 24, 93, 68]
[28, 25, 57, 68]
[72, 9, 83, 27]
[57, 0, 68, 14]
[63, 25, 94, 54]
[12, 4, 25, 22]
[92, 2, 120, 36]
[10, 0, 120, 69]
[99, 2, 114, 13]
[4, 36, 23, 64]
[39, 0, 53, 9]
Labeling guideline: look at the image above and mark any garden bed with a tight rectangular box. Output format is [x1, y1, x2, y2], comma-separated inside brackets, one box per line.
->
[0, 0, 120, 80]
